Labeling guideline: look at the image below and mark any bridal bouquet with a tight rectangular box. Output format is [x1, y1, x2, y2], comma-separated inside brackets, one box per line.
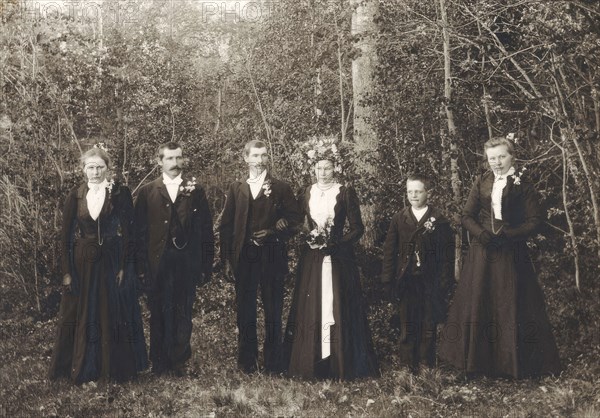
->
[306, 217, 334, 250]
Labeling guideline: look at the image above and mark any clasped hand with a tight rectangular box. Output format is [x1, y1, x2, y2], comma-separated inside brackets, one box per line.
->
[251, 218, 288, 246]
[478, 230, 507, 246]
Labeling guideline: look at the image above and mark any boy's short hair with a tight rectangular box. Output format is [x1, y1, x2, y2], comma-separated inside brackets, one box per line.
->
[244, 140, 267, 156]
[484, 136, 515, 156]
[407, 173, 432, 190]
[157, 142, 182, 159]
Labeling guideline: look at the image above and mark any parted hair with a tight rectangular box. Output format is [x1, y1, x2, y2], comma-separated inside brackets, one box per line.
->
[484, 136, 515, 156]
[81, 147, 111, 168]
[243, 140, 267, 156]
[407, 173, 432, 191]
[157, 142, 182, 159]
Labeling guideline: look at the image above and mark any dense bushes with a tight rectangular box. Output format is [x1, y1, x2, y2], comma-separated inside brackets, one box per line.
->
[0, 1, 599, 361]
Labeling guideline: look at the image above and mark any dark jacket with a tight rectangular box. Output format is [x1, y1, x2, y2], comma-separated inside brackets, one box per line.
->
[462, 170, 541, 243]
[60, 182, 135, 287]
[134, 175, 214, 285]
[381, 206, 455, 322]
[218, 172, 301, 274]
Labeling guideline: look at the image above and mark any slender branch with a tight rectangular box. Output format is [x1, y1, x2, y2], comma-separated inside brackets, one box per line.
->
[549, 128, 580, 290]
[544, 221, 569, 236]
[132, 166, 158, 196]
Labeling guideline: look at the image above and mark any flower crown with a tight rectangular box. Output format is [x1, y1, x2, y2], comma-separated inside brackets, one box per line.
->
[93, 142, 108, 152]
[506, 132, 517, 144]
[298, 136, 345, 176]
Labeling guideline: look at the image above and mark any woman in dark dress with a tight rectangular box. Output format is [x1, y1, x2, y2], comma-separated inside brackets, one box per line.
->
[283, 137, 379, 380]
[439, 136, 561, 378]
[49, 145, 147, 384]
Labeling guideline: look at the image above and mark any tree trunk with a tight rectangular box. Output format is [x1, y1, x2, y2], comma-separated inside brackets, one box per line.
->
[439, 0, 462, 280]
[351, 0, 378, 247]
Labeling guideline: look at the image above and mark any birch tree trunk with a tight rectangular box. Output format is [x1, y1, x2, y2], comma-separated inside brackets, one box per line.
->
[351, 0, 378, 247]
[439, 0, 462, 279]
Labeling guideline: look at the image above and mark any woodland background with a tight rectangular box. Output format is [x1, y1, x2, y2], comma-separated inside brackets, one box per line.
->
[1, 0, 599, 416]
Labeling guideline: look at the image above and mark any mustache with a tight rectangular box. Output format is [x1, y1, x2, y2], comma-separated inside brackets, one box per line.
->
[168, 166, 182, 170]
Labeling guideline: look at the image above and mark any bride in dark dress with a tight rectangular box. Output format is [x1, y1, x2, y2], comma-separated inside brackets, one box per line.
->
[439, 136, 561, 378]
[48, 145, 147, 383]
[283, 137, 379, 380]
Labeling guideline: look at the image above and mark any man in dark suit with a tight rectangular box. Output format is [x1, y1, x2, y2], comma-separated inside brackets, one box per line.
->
[219, 140, 301, 373]
[135, 142, 214, 375]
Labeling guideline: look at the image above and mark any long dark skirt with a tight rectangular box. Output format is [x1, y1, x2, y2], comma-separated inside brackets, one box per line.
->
[439, 239, 561, 378]
[49, 237, 147, 383]
[283, 246, 379, 380]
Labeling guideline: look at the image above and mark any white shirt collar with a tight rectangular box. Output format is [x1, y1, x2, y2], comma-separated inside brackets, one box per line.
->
[246, 169, 267, 184]
[163, 173, 183, 185]
[494, 166, 515, 180]
[411, 205, 429, 222]
[87, 179, 109, 192]
[246, 170, 267, 199]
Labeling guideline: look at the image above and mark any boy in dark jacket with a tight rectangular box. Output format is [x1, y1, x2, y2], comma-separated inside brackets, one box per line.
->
[382, 174, 455, 372]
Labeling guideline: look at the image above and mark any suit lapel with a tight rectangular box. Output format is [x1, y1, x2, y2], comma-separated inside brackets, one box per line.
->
[482, 171, 494, 200]
[404, 206, 422, 242]
[238, 178, 250, 236]
[77, 183, 90, 219]
[155, 176, 172, 204]
[502, 174, 513, 202]
[403, 207, 417, 228]
[98, 184, 112, 218]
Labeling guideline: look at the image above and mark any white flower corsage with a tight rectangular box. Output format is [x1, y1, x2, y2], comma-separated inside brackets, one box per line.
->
[106, 178, 115, 195]
[179, 177, 197, 196]
[262, 180, 272, 197]
[509, 167, 526, 185]
[423, 217, 436, 233]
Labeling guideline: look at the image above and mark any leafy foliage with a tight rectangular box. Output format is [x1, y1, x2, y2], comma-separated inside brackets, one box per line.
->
[0, 1, 599, 414]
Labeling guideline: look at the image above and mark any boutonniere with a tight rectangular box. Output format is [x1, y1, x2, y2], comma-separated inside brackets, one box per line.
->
[262, 179, 272, 197]
[106, 178, 116, 196]
[423, 217, 436, 233]
[179, 177, 197, 196]
[509, 167, 526, 185]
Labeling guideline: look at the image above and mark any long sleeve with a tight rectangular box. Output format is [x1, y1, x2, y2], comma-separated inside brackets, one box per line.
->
[339, 186, 364, 245]
[117, 186, 135, 272]
[193, 186, 215, 284]
[276, 182, 302, 241]
[60, 188, 78, 277]
[218, 182, 236, 264]
[503, 181, 541, 240]
[381, 214, 400, 284]
[133, 186, 149, 276]
[435, 222, 456, 316]
[461, 175, 486, 239]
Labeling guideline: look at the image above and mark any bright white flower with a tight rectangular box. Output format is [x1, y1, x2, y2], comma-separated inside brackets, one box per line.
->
[307, 150, 316, 159]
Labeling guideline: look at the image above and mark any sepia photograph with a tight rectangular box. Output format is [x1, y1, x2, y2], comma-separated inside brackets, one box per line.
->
[1, 0, 599, 416]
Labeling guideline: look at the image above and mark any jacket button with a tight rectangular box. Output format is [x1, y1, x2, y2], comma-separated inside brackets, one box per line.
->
[166, 203, 170, 207]
[164, 220, 168, 224]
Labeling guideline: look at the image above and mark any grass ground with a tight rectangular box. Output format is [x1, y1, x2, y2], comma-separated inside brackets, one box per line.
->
[1, 273, 599, 417]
